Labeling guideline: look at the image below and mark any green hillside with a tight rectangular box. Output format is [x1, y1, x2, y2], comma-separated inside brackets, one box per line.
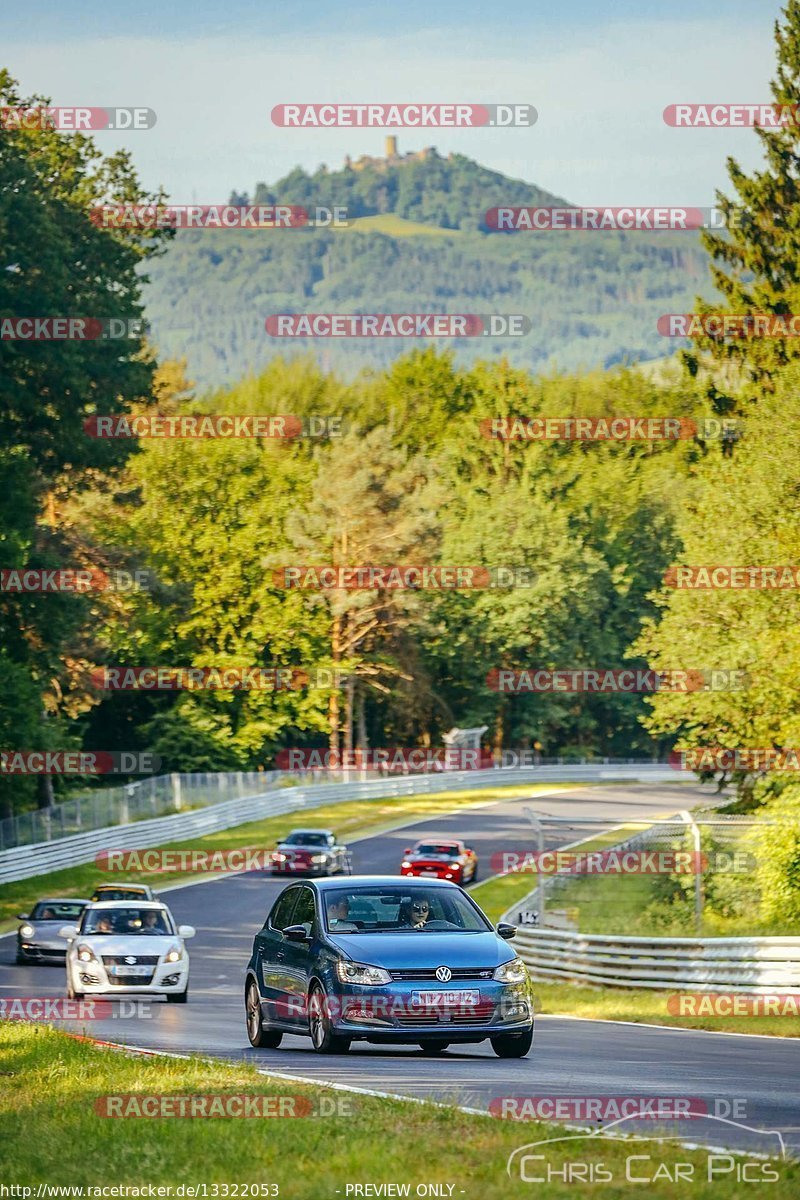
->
[141, 151, 713, 389]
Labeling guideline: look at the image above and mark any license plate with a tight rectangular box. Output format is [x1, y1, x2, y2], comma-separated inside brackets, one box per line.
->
[109, 964, 150, 976]
[420, 869, 439, 876]
[411, 990, 479, 1007]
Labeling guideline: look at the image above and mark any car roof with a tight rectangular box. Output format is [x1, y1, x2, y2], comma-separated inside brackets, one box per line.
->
[93, 883, 150, 891]
[34, 898, 90, 905]
[84, 900, 166, 910]
[414, 838, 461, 846]
[310, 875, 459, 891]
[284, 828, 333, 836]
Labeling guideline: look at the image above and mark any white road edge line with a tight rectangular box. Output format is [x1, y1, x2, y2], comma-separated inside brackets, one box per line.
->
[537, 1012, 800, 1042]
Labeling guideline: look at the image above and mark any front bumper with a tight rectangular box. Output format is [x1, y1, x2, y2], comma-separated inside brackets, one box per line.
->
[325, 979, 533, 1043]
[270, 858, 334, 875]
[17, 937, 68, 962]
[68, 957, 189, 995]
[400, 865, 464, 883]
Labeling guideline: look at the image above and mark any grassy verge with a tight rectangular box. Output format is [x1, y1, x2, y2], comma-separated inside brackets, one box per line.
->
[470, 825, 638, 924]
[1, 1023, 794, 1196]
[0, 782, 570, 931]
[534, 982, 800, 1037]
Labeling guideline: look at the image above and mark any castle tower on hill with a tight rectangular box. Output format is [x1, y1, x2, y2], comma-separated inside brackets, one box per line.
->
[347, 138, 438, 172]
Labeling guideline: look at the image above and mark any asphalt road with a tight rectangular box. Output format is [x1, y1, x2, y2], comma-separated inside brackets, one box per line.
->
[2, 782, 798, 1158]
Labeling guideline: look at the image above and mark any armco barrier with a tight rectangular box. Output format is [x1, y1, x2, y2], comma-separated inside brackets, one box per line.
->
[509, 926, 800, 992]
[0, 763, 677, 885]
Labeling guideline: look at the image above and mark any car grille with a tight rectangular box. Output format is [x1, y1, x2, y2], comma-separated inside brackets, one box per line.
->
[106, 974, 156, 987]
[387, 967, 494, 982]
[102, 956, 160, 966]
[395, 1001, 496, 1027]
[30, 948, 65, 958]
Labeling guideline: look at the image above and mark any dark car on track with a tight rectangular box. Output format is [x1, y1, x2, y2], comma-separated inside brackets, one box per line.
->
[244, 876, 533, 1057]
[400, 839, 478, 884]
[16, 899, 90, 964]
[268, 829, 351, 876]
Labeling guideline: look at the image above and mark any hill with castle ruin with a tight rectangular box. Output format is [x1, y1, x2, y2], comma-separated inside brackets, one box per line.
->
[141, 143, 714, 388]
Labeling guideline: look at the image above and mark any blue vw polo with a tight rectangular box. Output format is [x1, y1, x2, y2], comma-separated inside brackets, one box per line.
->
[244, 876, 534, 1056]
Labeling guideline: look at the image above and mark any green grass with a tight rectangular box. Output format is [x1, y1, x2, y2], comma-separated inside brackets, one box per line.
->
[1, 1023, 794, 1196]
[0, 782, 569, 931]
[470, 825, 638, 924]
[341, 213, 460, 237]
[534, 982, 800, 1037]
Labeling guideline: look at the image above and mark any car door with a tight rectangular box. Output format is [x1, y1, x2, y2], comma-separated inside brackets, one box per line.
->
[279, 886, 317, 1025]
[256, 887, 300, 1024]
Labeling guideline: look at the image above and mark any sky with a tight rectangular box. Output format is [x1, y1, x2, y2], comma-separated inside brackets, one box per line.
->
[3, 0, 787, 206]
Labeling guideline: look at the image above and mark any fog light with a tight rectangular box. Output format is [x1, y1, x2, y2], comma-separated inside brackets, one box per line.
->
[162, 974, 181, 986]
[80, 973, 99, 985]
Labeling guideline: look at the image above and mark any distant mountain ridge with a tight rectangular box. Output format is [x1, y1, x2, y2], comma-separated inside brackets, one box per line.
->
[142, 149, 712, 390]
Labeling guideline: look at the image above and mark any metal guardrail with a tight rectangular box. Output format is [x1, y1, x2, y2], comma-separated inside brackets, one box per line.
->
[0, 763, 678, 886]
[509, 926, 800, 992]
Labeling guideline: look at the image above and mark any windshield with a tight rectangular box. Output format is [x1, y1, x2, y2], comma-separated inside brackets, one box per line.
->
[283, 832, 329, 847]
[414, 843, 460, 857]
[323, 886, 490, 934]
[31, 901, 87, 921]
[82, 908, 174, 936]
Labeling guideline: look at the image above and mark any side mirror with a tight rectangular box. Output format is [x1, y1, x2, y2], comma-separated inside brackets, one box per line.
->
[178, 925, 196, 939]
[497, 922, 517, 941]
[59, 925, 79, 940]
[284, 924, 312, 943]
[404, 847, 411, 855]
[17, 913, 28, 920]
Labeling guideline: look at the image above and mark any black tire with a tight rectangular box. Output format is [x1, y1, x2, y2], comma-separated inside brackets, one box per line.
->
[491, 1026, 534, 1058]
[470, 863, 479, 883]
[167, 988, 188, 1004]
[419, 1040, 450, 1055]
[15, 950, 27, 965]
[245, 981, 283, 1048]
[308, 984, 351, 1054]
[66, 981, 84, 1001]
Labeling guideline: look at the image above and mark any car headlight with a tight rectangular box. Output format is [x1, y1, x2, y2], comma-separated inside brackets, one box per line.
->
[163, 945, 183, 963]
[77, 944, 97, 963]
[494, 958, 527, 984]
[272, 852, 287, 862]
[336, 961, 391, 985]
[311, 854, 329, 864]
[19, 924, 35, 939]
[400, 861, 412, 869]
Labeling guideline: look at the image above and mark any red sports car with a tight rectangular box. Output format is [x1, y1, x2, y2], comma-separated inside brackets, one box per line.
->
[399, 839, 478, 884]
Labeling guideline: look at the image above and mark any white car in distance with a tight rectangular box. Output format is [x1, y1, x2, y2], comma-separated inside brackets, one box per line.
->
[62, 901, 195, 1003]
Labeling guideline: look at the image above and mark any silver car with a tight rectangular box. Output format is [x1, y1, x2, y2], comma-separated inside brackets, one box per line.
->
[16, 899, 90, 964]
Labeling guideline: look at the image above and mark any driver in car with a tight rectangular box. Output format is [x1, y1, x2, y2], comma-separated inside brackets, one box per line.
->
[407, 898, 431, 929]
[141, 911, 165, 934]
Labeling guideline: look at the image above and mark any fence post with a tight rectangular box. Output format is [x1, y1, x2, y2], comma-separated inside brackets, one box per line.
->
[523, 806, 545, 925]
[680, 809, 703, 933]
[172, 774, 182, 811]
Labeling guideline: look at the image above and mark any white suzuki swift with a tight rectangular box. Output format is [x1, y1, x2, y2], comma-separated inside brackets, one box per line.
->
[62, 901, 194, 1003]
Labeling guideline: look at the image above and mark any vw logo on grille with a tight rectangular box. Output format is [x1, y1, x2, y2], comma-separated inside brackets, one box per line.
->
[124, 956, 137, 965]
[435, 965, 452, 983]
